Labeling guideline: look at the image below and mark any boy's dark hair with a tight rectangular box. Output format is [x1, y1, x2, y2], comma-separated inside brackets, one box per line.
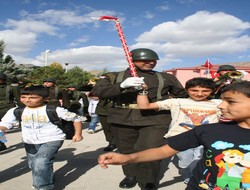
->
[21, 85, 50, 98]
[221, 81, 250, 98]
[185, 77, 216, 90]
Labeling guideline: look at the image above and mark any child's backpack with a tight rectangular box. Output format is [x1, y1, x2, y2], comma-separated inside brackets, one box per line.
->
[14, 105, 75, 139]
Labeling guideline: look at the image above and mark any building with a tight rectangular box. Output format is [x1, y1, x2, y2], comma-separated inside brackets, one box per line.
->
[164, 63, 250, 86]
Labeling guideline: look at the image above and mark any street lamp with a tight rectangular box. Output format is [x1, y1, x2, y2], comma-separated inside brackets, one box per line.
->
[44, 50, 51, 66]
[65, 63, 69, 72]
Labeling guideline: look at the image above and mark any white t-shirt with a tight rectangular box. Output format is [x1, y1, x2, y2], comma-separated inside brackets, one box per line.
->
[88, 99, 99, 114]
[0, 105, 84, 144]
[156, 98, 222, 137]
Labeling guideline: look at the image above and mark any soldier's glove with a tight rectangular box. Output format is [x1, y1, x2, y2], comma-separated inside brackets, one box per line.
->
[120, 77, 145, 89]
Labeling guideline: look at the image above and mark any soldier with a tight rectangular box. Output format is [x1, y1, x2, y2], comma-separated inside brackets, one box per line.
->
[0, 73, 21, 151]
[43, 78, 70, 108]
[212, 65, 243, 99]
[92, 48, 187, 190]
[66, 84, 89, 116]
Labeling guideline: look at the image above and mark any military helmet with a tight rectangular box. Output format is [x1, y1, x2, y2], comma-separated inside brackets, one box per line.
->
[0, 72, 7, 81]
[217, 65, 236, 72]
[130, 48, 159, 61]
[43, 78, 56, 83]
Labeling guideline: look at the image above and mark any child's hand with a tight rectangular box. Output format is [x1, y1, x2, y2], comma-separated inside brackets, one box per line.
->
[72, 134, 83, 142]
[98, 152, 131, 169]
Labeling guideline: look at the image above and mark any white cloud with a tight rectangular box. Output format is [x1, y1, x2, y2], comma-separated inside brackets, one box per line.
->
[30, 46, 128, 71]
[5, 19, 57, 35]
[0, 30, 37, 55]
[133, 11, 250, 59]
[69, 36, 89, 47]
[144, 12, 154, 19]
[155, 2, 170, 11]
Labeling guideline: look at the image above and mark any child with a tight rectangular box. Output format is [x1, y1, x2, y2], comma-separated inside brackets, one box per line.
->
[98, 81, 250, 190]
[138, 77, 222, 184]
[0, 85, 84, 190]
[87, 93, 100, 134]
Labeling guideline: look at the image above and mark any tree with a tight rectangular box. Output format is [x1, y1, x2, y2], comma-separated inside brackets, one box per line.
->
[0, 40, 5, 63]
[63, 66, 93, 87]
[0, 40, 31, 83]
[29, 63, 93, 88]
[29, 62, 65, 85]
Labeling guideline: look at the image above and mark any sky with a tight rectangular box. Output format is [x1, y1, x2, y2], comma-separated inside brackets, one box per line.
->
[0, 0, 250, 72]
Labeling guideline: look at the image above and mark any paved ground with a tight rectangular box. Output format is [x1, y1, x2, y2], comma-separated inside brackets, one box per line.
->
[0, 123, 186, 190]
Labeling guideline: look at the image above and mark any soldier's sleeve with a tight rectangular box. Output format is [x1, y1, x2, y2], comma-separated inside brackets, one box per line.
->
[165, 74, 188, 98]
[91, 73, 124, 99]
[10, 86, 24, 107]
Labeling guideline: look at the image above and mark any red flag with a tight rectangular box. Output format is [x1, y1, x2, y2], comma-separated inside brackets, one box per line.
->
[210, 70, 220, 78]
[204, 60, 213, 69]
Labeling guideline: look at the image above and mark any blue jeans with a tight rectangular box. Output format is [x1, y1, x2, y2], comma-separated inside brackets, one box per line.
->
[176, 145, 203, 180]
[88, 114, 100, 130]
[24, 140, 64, 190]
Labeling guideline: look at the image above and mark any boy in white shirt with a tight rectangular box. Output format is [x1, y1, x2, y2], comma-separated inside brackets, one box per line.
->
[137, 77, 221, 184]
[87, 93, 100, 134]
[0, 85, 84, 190]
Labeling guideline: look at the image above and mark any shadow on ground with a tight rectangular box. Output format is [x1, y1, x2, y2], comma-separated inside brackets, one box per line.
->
[54, 147, 104, 190]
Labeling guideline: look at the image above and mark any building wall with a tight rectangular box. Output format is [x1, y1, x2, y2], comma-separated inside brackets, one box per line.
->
[167, 69, 250, 86]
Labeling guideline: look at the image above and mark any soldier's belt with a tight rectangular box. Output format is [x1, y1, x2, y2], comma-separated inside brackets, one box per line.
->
[114, 104, 139, 109]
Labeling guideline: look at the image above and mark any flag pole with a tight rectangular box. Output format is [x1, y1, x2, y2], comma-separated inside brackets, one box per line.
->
[97, 15, 138, 77]
[207, 58, 209, 78]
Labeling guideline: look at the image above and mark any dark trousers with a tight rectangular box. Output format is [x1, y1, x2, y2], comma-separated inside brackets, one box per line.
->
[111, 123, 167, 185]
[99, 115, 114, 144]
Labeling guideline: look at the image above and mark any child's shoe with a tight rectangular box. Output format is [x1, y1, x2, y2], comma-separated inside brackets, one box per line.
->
[184, 178, 190, 184]
[87, 129, 95, 134]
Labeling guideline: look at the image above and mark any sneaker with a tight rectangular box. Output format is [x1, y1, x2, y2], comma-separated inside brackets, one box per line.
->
[184, 178, 190, 184]
[87, 129, 95, 134]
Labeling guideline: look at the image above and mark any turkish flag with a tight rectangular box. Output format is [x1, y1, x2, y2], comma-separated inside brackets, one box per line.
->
[210, 70, 220, 78]
[204, 60, 213, 69]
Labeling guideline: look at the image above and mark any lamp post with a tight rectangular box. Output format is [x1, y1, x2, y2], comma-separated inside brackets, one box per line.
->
[44, 50, 51, 66]
[65, 63, 69, 73]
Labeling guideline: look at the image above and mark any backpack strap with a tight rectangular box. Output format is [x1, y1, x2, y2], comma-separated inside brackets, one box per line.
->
[116, 70, 126, 83]
[13, 106, 25, 122]
[54, 87, 59, 99]
[156, 72, 164, 101]
[75, 91, 80, 101]
[46, 104, 61, 126]
[106, 70, 126, 85]
[5, 85, 11, 103]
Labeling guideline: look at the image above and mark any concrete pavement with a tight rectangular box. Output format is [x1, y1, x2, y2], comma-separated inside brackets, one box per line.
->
[0, 123, 186, 190]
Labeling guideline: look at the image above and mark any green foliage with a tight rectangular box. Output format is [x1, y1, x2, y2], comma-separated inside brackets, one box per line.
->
[62, 66, 93, 88]
[29, 64, 93, 88]
[29, 64, 65, 85]
[0, 40, 31, 83]
[0, 40, 5, 61]
[50, 62, 64, 70]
